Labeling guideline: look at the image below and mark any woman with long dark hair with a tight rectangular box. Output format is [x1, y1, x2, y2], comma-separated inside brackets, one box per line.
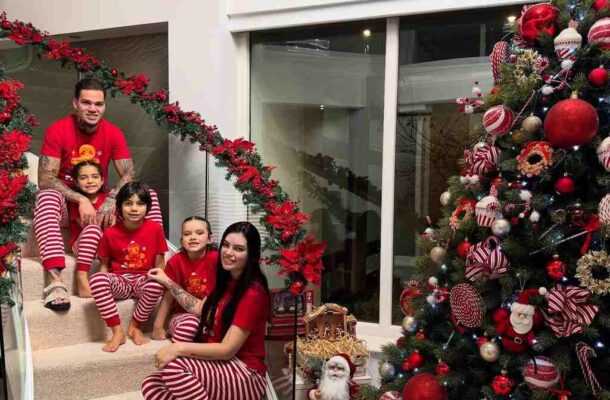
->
[142, 221, 270, 400]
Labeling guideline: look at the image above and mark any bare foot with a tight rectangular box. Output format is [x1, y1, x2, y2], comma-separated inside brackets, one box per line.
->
[77, 271, 92, 298]
[102, 326, 126, 352]
[128, 320, 150, 345]
[151, 326, 167, 341]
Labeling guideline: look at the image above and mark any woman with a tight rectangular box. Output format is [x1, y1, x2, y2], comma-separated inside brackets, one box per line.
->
[142, 221, 269, 400]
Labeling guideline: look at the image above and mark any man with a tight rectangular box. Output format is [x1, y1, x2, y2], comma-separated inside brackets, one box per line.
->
[309, 354, 359, 400]
[34, 77, 163, 310]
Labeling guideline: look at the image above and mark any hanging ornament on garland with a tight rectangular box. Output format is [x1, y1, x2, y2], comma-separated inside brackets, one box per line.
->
[478, 338, 500, 362]
[492, 370, 515, 396]
[588, 18, 610, 51]
[435, 360, 450, 376]
[402, 315, 419, 333]
[402, 350, 425, 371]
[576, 251, 610, 296]
[543, 93, 599, 149]
[589, 66, 608, 87]
[596, 136, 610, 171]
[521, 115, 542, 134]
[522, 356, 560, 391]
[440, 190, 452, 207]
[483, 105, 514, 137]
[457, 239, 473, 259]
[402, 373, 446, 400]
[546, 254, 567, 281]
[599, 194, 610, 223]
[517, 4, 559, 45]
[554, 21, 582, 68]
[554, 174, 576, 195]
[429, 246, 446, 265]
[379, 361, 396, 381]
[491, 218, 511, 237]
[476, 188, 502, 228]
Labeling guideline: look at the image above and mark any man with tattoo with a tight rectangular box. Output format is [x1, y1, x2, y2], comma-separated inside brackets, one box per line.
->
[34, 77, 163, 310]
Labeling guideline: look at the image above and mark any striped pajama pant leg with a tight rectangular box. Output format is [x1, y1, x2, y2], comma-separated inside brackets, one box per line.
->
[90, 272, 134, 327]
[72, 224, 103, 272]
[34, 189, 70, 271]
[168, 313, 200, 343]
[141, 357, 267, 400]
[146, 189, 163, 227]
[132, 275, 165, 323]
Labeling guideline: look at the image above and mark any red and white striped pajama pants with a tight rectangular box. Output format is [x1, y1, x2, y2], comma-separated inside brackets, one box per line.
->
[72, 224, 103, 272]
[34, 188, 164, 271]
[90, 272, 165, 327]
[141, 357, 267, 400]
[168, 313, 200, 343]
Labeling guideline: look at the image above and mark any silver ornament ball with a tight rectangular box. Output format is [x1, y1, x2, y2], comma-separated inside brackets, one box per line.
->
[480, 341, 500, 362]
[430, 246, 446, 264]
[491, 218, 511, 237]
[521, 115, 542, 134]
[379, 361, 396, 380]
[402, 315, 418, 333]
[440, 191, 452, 207]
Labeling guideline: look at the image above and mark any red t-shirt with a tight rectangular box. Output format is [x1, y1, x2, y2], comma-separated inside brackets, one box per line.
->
[165, 249, 218, 313]
[207, 281, 269, 375]
[40, 115, 131, 187]
[68, 191, 110, 246]
[98, 219, 167, 274]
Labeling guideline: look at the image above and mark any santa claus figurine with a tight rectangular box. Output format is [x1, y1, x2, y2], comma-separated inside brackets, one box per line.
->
[494, 288, 546, 352]
[309, 353, 359, 400]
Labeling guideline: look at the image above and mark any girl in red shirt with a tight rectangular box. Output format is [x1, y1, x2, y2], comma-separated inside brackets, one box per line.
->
[151, 216, 218, 343]
[142, 222, 270, 400]
[68, 161, 108, 298]
[90, 182, 167, 352]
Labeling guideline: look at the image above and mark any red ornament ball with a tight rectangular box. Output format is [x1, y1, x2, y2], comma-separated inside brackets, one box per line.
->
[554, 175, 576, 195]
[519, 4, 559, 44]
[589, 66, 608, 87]
[594, 0, 610, 11]
[544, 98, 599, 149]
[403, 351, 425, 371]
[397, 337, 406, 349]
[546, 254, 566, 280]
[492, 371, 515, 395]
[402, 373, 446, 400]
[435, 361, 450, 376]
[415, 330, 426, 341]
[457, 240, 473, 260]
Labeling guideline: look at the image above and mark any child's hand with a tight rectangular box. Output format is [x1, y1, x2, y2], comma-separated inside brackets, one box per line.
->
[154, 344, 179, 369]
[152, 326, 167, 341]
[147, 268, 170, 286]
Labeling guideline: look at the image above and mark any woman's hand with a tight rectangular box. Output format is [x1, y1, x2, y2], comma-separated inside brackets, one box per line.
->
[154, 343, 180, 369]
[147, 268, 171, 287]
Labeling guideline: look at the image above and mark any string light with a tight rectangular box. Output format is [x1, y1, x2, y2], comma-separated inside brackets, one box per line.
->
[596, 341, 605, 348]
[573, 145, 580, 151]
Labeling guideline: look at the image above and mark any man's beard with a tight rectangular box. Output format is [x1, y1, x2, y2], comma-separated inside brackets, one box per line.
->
[318, 370, 350, 400]
[510, 313, 533, 334]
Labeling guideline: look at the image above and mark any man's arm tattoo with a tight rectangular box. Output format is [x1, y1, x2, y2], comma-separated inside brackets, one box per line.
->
[166, 279, 201, 315]
[113, 158, 135, 191]
[38, 156, 86, 203]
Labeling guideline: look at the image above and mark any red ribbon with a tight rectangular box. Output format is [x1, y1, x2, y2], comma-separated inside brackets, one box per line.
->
[580, 214, 601, 254]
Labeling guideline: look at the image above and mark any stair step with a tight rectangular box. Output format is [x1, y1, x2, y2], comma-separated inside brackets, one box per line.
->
[91, 391, 143, 400]
[33, 339, 168, 400]
[25, 296, 155, 351]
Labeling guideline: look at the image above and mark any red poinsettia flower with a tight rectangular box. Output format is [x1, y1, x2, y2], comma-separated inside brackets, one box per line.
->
[26, 114, 39, 127]
[0, 172, 28, 224]
[265, 200, 309, 242]
[116, 73, 149, 95]
[0, 130, 31, 167]
[0, 242, 17, 275]
[211, 137, 255, 157]
[163, 103, 182, 124]
[278, 235, 326, 286]
[44, 39, 71, 60]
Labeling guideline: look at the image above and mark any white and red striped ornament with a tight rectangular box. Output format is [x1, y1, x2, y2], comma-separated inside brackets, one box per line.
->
[597, 136, 610, 171]
[379, 391, 402, 400]
[545, 285, 599, 338]
[576, 342, 602, 396]
[464, 143, 500, 176]
[490, 41, 509, 85]
[483, 105, 515, 136]
[476, 187, 502, 227]
[554, 22, 582, 61]
[450, 283, 483, 328]
[588, 18, 610, 50]
[599, 193, 610, 223]
[522, 356, 560, 390]
[465, 236, 511, 281]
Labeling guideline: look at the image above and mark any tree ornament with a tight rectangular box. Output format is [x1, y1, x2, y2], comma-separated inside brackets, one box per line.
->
[402, 373, 446, 400]
[465, 236, 510, 281]
[479, 339, 500, 362]
[517, 141, 553, 177]
[522, 356, 559, 390]
[476, 192, 502, 228]
[379, 391, 402, 400]
[544, 94, 599, 149]
[483, 105, 514, 136]
[511, 128, 527, 144]
[440, 190, 451, 207]
[403, 351, 424, 371]
[415, 330, 426, 341]
[492, 370, 515, 395]
[491, 218, 511, 237]
[545, 285, 599, 338]
[554, 174, 576, 195]
[449, 283, 483, 328]
[589, 66, 608, 87]
[110, 68, 118, 77]
[596, 136, 610, 171]
[518, 4, 559, 45]
[400, 281, 423, 315]
[379, 361, 396, 380]
[402, 315, 419, 333]
[521, 115, 542, 134]
[600, 194, 610, 223]
[495, 288, 545, 352]
[435, 360, 450, 376]
[457, 239, 472, 259]
[546, 254, 567, 281]
[450, 198, 476, 230]
[429, 246, 446, 264]
[396, 337, 405, 349]
[588, 18, 610, 50]
[554, 24, 582, 62]
[576, 251, 610, 295]
[594, 0, 610, 11]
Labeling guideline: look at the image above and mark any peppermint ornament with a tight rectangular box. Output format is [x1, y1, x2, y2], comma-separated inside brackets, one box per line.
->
[476, 192, 502, 227]
[489, 41, 509, 85]
[597, 136, 610, 171]
[588, 18, 610, 50]
[483, 105, 514, 136]
[522, 356, 560, 390]
[449, 283, 483, 328]
[379, 391, 401, 400]
[554, 24, 582, 61]
[599, 193, 610, 223]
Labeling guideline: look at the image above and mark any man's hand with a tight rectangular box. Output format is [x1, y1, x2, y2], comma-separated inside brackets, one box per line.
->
[96, 196, 117, 229]
[78, 198, 97, 226]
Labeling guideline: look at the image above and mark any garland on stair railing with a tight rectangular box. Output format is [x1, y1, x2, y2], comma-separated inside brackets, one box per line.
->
[0, 12, 325, 300]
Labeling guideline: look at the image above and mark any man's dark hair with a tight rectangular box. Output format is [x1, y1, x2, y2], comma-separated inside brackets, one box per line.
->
[74, 77, 106, 99]
[115, 181, 152, 216]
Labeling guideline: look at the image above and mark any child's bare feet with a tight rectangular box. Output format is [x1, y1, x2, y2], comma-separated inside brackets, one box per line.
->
[128, 319, 149, 345]
[151, 326, 167, 341]
[77, 271, 92, 298]
[102, 326, 126, 352]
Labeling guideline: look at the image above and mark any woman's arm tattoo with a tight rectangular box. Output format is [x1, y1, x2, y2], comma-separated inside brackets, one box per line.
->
[165, 279, 201, 315]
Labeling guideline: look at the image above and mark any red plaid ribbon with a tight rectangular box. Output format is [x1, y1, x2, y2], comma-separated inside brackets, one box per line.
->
[545, 286, 599, 338]
[465, 236, 510, 281]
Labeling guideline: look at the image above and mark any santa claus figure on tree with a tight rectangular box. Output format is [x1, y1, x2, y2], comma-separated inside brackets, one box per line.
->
[373, 1, 610, 399]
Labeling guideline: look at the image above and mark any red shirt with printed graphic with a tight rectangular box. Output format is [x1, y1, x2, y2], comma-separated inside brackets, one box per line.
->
[67, 191, 110, 246]
[165, 249, 218, 313]
[40, 115, 131, 188]
[206, 280, 269, 374]
[98, 219, 167, 274]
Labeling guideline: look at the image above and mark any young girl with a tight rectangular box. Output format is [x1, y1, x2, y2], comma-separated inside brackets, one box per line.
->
[90, 181, 167, 352]
[68, 160, 107, 298]
[142, 221, 270, 400]
[151, 216, 218, 343]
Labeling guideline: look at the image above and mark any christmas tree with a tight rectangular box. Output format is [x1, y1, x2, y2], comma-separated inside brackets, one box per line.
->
[373, 1, 610, 399]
